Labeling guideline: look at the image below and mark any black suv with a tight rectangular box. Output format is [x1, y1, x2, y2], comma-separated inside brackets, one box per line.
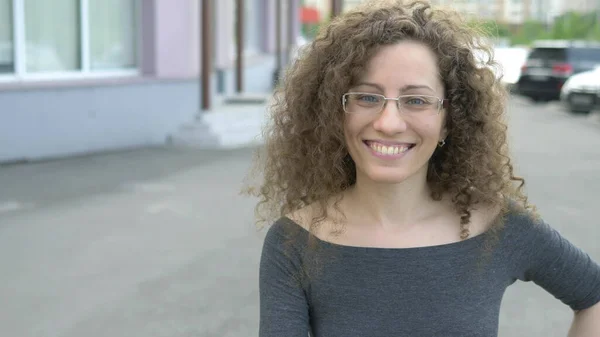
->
[516, 40, 600, 102]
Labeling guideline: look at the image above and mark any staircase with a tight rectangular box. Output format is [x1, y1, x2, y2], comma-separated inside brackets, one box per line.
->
[169, 94, 271, 149]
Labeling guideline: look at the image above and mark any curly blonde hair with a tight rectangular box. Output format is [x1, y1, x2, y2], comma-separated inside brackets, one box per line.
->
[244, 0, 533, 239]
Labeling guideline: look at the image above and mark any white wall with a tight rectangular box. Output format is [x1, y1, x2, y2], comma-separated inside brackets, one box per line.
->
[0, 81, 197, 163]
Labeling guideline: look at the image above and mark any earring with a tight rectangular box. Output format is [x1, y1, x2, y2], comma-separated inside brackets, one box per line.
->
[437, 139, 446, 148]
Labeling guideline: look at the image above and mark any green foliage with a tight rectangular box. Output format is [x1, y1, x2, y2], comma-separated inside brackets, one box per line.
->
[468, 19, 511, 38]
[302, 16, 331, 39]
[551, 11, 599, 40]
[467, 11, 600, 46]
[301, 23, 321, 39]
[303, 11, 600, 46]
[511, 20, 551, 45]
[508, 11, 600, 45]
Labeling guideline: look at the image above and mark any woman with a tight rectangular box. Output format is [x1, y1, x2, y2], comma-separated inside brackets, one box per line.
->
[246, 0, 600, 336]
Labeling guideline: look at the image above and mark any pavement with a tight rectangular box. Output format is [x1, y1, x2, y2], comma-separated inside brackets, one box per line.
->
[0, 96, 599, 337]
[0, 146, 264, 337]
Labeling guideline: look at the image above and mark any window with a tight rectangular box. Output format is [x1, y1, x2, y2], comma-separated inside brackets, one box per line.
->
[529, 48, 567, 63]
[0, 0, 138, 77]
[0, 0, 13, 73]
[24, 0, 80, 72]
[89, 0, 137, 70]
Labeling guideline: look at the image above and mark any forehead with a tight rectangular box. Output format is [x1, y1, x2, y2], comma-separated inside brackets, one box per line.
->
[359, 41, 443, 93]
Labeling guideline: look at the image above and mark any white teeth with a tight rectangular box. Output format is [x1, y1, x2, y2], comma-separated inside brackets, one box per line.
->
[369, 143, 410, 155]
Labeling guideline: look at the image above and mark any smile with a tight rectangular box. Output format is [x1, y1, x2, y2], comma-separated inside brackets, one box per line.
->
[364, 141, 415, 157]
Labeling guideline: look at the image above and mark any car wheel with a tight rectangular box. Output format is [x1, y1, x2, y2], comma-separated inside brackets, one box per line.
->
[530, 96, 547, 103]
[568, 107, 591, 115]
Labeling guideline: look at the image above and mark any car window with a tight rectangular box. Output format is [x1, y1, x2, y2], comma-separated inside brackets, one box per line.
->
[568, 48, 600, 68]
[528, 48, 567, 62]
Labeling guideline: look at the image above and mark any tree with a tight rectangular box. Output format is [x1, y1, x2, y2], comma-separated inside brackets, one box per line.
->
[468, 19, 511, 39]
[587, 18, 600, 40]
[551, 11, 598, 40]
[510, 20, 550, 45]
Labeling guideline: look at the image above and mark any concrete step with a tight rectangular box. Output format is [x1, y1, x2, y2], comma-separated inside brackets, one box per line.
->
[168, 101, 269, 149]
[222, 93, 270, 105]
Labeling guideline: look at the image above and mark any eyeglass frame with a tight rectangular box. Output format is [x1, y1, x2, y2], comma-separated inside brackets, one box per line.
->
[341, 92, 449, 115]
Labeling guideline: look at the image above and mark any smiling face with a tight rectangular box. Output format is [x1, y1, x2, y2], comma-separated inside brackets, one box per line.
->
[343, 40, 448, 185]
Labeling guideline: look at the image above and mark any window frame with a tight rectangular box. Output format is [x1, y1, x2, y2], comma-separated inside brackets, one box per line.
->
[0, 0, 139, 82]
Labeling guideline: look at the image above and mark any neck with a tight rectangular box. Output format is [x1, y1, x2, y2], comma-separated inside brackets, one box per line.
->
[344, 169, 439, 230]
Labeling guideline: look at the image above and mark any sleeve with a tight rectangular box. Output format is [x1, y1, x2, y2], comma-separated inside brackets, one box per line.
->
[516, 220, 600, 311]
[259, 221, 311, 337]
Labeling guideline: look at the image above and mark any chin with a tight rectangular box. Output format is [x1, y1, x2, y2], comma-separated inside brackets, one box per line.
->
[362, 167, 415, 184]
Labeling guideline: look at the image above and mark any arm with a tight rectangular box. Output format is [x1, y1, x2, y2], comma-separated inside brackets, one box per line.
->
[515, 219, 600, 329]
[259, 221, 310, 337]
[568, 302, 600, 337]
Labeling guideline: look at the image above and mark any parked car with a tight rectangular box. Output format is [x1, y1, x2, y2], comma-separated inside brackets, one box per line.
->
[492, 46, 529, 91]
[560, 65, 600, 114]
[473, 45, 529, 91]
[516, 40, 600, 102]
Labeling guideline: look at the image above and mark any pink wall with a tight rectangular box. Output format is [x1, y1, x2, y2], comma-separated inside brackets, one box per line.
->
[153, 0, 200, 78]
[139, 0, 301, 79]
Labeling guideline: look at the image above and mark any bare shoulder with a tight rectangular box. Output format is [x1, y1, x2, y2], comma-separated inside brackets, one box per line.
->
[286, 205, 313, 232]
[286, 198, 343, 236]
[469, 202, 504, 236]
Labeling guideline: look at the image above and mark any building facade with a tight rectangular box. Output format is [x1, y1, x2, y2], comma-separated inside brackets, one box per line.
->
[0, 0, 300, 163]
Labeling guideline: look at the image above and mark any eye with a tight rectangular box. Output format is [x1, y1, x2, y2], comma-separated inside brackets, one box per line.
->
[406, 96, 427, 105]
[405, 96, 428, 105]
[356, 94, 381, 103]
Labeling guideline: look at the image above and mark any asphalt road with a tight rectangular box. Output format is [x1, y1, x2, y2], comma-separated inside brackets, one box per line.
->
[0, 96, 599, 337]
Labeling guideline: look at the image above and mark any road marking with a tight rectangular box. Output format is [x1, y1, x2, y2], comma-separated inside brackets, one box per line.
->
[145, 201, 190, 216]
[556, 205, 583, 217]
[125, 182, 176, 193]
[0, 201, 27, 214]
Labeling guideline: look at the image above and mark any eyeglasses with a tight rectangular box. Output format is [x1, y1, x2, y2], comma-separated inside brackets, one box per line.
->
[342, 92, 448, 116]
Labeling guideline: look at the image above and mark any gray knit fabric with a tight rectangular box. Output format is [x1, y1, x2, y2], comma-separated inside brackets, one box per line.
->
[259, 209, 600, 337]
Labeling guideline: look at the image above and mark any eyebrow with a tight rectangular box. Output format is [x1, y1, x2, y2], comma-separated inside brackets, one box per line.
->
[354, 82, 435, 93]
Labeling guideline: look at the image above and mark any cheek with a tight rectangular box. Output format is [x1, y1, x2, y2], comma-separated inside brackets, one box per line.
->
[343, 115, 366, 138]
[426, 115, 447, 138]
[342, 119, 351, 141]
[416, 121, 444, 140]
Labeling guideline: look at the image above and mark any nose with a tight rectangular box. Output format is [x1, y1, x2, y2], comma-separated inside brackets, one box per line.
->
[372, 99, 408, 134]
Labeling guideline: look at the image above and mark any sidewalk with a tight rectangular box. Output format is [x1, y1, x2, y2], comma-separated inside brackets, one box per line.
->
[0, 90, 272, 216]
[0, 145, 257, 219]
[0, 144, 264, 337]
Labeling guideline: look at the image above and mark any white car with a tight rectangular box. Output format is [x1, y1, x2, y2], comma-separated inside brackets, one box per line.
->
[560, 65, 600, 114]
[492, 46, 529, 88]
[474, 46, 529, 90]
